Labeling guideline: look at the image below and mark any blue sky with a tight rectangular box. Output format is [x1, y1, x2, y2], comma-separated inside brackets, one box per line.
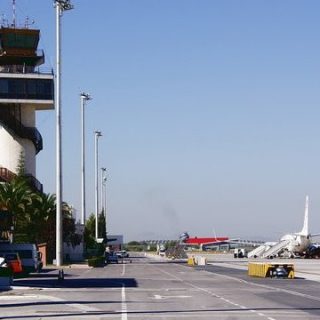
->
[2, 1, 320, 241]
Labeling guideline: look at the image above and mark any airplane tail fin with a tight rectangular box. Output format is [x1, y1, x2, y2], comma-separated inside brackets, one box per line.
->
[300, 195, 309, 236]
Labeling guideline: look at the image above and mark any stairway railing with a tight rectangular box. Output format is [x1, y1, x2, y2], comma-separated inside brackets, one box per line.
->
[0, 167, 43, 193]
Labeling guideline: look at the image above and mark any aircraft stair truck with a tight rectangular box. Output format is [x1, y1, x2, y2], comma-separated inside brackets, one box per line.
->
[248, 245, 268, 258]
[248, 242, 276, 258]
[261, 240, 291, 259]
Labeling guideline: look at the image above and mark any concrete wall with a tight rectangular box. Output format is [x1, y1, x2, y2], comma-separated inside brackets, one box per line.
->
[63, 242, 84, 262]
[0, 127, 36, 176]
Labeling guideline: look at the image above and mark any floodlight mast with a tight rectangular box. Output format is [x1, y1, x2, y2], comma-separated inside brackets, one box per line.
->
[54, 0, 73, 267]
[80, 92, 92, 225]
[55, 0, 74, 11]
[100, 167, 107, 214]
[94, 131, 102, 240]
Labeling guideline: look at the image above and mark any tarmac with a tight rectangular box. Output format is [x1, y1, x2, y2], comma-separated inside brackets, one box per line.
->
[67, 253, 320, 283]
[190, 252, 320, 282]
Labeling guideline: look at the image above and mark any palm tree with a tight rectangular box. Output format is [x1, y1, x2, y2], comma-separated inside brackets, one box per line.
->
[0, 179, 35, 242]
[29, 195, 80, 262]
[0, 168, 80, 262]
[26, 193, 56, 244]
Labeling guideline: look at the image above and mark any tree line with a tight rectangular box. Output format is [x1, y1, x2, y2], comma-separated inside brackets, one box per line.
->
[0, 156, 107, 262]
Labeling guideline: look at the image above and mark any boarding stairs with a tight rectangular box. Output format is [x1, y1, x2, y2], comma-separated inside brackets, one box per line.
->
[166, 244, 188, 259]
[248, 244, 269, 258]
[261, 240, 290, 259]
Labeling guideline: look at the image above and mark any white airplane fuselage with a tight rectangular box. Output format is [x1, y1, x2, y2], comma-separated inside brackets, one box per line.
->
[279, 196, 311, 256]
[280, 233, 311, 255]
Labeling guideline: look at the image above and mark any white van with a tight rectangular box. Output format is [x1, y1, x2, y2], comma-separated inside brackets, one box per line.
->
[234, 248, 247, 258]
[0, 243, 42, 273]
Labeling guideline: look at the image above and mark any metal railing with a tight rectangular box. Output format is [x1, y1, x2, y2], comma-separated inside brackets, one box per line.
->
[0, 167, 15, 182]
[0, 167, 43, 193]
[0, 60, 54, 75]
[24, 174, 43, 193]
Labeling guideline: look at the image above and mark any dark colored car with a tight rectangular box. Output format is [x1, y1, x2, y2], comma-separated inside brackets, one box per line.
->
[105, 252, 119, 264]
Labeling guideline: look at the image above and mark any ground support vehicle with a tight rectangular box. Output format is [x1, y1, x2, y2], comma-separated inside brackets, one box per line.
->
[234, 248, 248, 258]
[0, 243, 42, 273]
[0, 253, 23, 274]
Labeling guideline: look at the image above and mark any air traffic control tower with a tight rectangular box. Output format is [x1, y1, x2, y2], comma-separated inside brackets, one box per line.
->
[0, 21, 54, 192]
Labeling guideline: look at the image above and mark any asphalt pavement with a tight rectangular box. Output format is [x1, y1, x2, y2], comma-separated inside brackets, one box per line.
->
[1, 253, 320, 319]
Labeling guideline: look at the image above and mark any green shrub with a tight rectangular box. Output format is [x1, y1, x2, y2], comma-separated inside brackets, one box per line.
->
[88, 256, 105, 267]
[126, 245, 143, 252]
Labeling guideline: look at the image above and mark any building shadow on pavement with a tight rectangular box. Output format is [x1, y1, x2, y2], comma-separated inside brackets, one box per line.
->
[13, 277, 138, 288]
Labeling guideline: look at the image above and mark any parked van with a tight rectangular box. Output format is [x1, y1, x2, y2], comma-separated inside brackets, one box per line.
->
[0, 243, 42, 273]
[234, 248, 247, 258]
[3, 253, 23, 274]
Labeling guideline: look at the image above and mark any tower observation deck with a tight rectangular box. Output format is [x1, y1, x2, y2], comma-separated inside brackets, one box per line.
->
[0, 21, 54, 193]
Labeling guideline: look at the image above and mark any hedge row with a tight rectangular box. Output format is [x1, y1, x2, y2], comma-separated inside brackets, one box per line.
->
[88, 256, 105, 267]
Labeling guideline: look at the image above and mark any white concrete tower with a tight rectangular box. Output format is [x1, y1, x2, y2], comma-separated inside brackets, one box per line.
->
[0, 21, 54, 192]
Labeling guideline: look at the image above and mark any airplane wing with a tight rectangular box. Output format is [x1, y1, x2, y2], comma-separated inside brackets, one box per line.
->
[200, 239, 264, 249]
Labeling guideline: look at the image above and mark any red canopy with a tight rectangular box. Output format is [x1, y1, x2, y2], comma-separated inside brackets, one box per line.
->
[185, 237, 229, 245]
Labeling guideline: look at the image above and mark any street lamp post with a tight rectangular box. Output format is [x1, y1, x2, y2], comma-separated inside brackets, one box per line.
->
[102, 169, 107, 239]
[80, 92, 91, 225]
[54, 0, 73, 267]
[100, 167, 107, 215]
[104, 173, 107, 218]
[94, 131, 102, 240]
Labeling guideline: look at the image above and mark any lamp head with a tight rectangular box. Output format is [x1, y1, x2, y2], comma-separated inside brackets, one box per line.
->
[95, 130, 102, 137]
[80, 92, 92, 101]
[55, 0, 74, 11]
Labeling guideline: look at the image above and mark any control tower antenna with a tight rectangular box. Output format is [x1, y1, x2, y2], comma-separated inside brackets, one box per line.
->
[12, 0, 16, 27]
[1, 14, 7, 27]
[24, 17, 35, 29]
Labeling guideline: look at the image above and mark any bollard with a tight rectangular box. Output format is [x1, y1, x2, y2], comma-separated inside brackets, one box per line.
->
[58, 269, 64, 281]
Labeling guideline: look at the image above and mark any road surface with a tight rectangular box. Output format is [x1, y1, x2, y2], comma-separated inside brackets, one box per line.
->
[1, 253, 320, 319]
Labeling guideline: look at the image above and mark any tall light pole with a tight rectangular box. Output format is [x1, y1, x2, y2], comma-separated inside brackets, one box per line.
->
[100, 167, 107, 215]
[104, 172, 107, 218]
[54, 0, 73, 267]
[94, 130, 102, 240]
[102, 169, 108, 239]
[80, 92, 91, 225]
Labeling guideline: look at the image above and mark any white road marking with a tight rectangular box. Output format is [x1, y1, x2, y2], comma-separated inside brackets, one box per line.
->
[41, 294, 99, 312]
[153, 294, 191, 300]
[1, 294, 99, 312]
[197, 267, 320, 303]
[152, 264, 280, 320]
[122, 262, 126, 276]
[121, 284, 128, 320]
[0, 294, 39, 300]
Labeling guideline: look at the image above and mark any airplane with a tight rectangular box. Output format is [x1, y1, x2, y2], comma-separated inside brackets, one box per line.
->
[249, 195, 320, 259]
[178, 196, 319, 259]
[279, 195, 311, 255]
